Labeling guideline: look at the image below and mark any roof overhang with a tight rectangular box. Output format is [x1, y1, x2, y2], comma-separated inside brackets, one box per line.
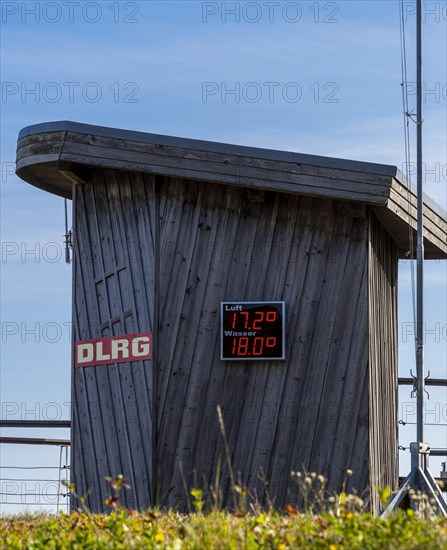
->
[16, 121, 447, 259]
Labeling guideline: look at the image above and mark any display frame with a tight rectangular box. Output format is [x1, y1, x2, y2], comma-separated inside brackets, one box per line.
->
[220, 301, 286, 361]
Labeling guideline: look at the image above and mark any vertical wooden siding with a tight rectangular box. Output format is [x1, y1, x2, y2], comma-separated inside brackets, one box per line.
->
[156, 177, 371, 509]
[368, 212, 399, 514]
[72, 170, 156, 511]
[73, 172, 398, 513]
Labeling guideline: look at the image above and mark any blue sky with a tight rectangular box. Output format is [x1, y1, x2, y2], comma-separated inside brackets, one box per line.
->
[1, 0, 446, 514]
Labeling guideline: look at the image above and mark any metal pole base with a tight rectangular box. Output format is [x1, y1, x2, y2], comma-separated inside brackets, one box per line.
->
[381, 443, 447, 518]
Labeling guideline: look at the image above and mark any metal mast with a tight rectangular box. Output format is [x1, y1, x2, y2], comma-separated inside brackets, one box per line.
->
[415, 0, 424, 445]
[382, 0, 446, 517]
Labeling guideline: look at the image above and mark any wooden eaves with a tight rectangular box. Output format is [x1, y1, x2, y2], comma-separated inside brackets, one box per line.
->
[16, 120, 447, 259]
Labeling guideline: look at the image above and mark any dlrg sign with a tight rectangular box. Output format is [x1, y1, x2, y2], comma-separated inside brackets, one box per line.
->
[75, 333, 152, 368]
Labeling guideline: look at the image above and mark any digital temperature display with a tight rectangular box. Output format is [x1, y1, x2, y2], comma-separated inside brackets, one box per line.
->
[221, 302, 285, 360]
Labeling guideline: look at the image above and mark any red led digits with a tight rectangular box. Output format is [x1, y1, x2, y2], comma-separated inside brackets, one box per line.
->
[237, 337, 249, 356]
[231, 336, 279, 357]
[252, 336, 263, 355]
[252, 311, 264, 329]
[221, 302, 285, 361]
[240, 311, 249, 329]
[266, 311, 277, 322]
[231, 312, 237, 330]
[266, 337, 277, 348]
[232, 337, 238, 356]
[230, 310, 278, 331]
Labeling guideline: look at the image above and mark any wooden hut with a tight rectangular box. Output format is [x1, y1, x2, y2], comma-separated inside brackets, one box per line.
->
[16, 121, 447, 514]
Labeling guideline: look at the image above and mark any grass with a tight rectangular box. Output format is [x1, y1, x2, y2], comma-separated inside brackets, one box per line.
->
[1, 473, 446, 550]
[0, 506, 446, 549]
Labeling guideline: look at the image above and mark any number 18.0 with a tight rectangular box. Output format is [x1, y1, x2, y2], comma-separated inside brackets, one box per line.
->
[231, 336, 277, 356]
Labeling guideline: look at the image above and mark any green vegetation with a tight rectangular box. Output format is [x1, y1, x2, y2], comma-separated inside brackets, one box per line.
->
[1, 474, 445, 549]
[1, 506, 446, 549]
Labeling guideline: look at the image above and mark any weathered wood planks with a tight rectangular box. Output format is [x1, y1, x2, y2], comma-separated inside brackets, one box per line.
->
[368, 213, 399, 513]
[69, 171, 400, 515]
[15, 121, 447, 259]
[154, 177, 395, 513]
[72, 171, 156, 511]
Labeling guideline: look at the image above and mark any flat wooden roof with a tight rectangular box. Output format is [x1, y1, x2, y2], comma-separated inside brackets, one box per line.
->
[16, 120, 447, 259]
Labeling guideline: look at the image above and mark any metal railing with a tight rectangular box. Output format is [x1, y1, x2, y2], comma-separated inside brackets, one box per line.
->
[0, 420, 71, 513]
[398, 376, 447, 489]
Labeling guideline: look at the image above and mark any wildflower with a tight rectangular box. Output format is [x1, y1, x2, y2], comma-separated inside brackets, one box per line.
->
[283, 504, 297, 516]
[104, 495, 119, 509]
[154, 532, 165, 543]
[329, 545, 337, 550]
[346, 469, 353, 477]
[304, 477, 312, 486]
